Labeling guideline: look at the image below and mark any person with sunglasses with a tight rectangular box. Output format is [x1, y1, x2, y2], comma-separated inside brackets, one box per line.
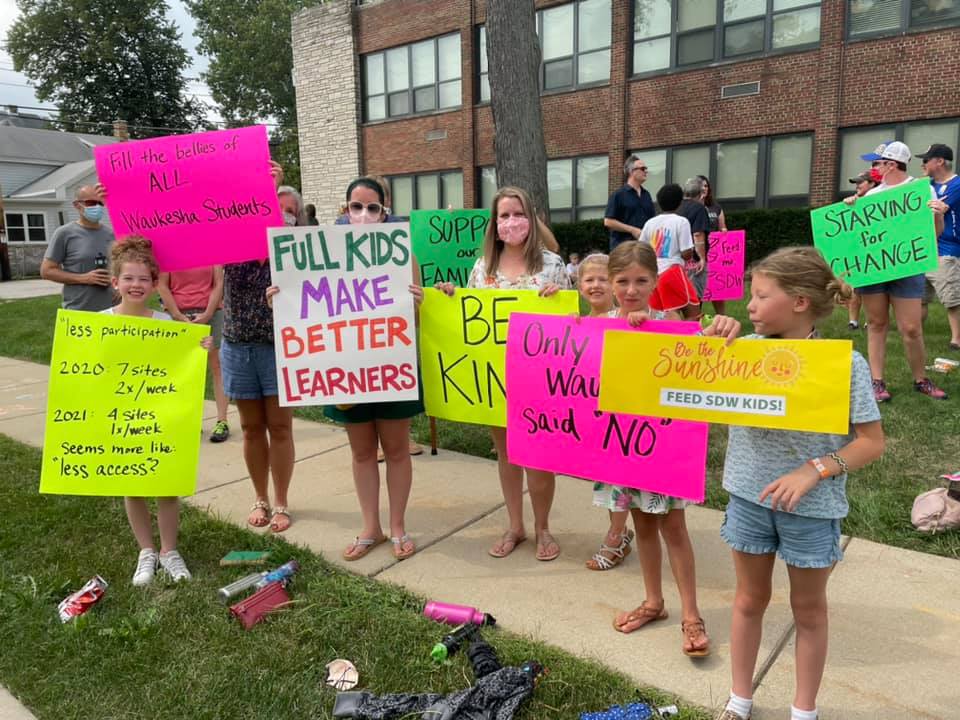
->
[40, 184, 116, 312]
[603, 154, 655, 251]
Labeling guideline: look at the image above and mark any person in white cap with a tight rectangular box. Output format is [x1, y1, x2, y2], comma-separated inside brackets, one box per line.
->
[848, 141, 946, 402]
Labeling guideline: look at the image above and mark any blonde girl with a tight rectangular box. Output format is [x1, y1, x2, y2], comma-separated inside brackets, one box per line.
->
[716, 247, 884, 720]
[437, 186, 570, 561]
[606, 242, 738, 658]
[104, 237, 210, 586]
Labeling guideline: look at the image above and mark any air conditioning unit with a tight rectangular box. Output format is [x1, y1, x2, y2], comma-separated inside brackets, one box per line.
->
[721, 81, 760, 99]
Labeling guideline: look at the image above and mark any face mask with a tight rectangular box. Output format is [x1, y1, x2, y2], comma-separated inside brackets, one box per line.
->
[82, 205, 104, 223]
[282, 212, 297, 227]
[497, 217, 530, 246]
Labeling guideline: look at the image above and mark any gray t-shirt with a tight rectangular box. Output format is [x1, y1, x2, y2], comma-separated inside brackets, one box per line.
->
[44, 222, 115, 311]
[722, 339, 880, 519]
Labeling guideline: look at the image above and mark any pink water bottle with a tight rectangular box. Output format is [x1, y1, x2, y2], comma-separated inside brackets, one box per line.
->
[423, 600, 496, 627]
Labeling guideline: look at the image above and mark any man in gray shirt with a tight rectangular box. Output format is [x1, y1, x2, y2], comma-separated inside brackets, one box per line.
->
[41, 184, 115, 311]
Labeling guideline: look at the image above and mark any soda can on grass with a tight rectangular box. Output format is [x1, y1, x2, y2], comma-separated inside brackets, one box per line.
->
[58, 575, 108, 623]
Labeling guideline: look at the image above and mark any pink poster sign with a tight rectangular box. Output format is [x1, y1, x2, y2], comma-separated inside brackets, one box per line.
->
[94, 126, 282, 271]
[505, 313, 709, 502]
[703, 230, 746, 302]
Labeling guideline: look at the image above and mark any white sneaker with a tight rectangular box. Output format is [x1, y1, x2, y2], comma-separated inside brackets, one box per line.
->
[158, 550, 192, 582]
[132, 549, 158, 587]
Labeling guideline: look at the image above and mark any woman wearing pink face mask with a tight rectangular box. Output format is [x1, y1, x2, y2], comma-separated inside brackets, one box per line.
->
[436, 186, 571, 561]
[323, 178, 426, 561]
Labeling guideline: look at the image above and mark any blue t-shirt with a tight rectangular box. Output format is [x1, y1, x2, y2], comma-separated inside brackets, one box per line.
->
[932, 175, 960, 257]
[604, 184, 655, 250]
[722, 341, 880, 520]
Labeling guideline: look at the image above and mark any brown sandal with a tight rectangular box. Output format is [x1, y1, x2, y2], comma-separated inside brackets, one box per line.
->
[681, 618, 711, 657]
[613, 600, 668, 633]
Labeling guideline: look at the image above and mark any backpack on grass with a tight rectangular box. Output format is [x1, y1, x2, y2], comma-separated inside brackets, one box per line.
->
[911, 474, 960, 534]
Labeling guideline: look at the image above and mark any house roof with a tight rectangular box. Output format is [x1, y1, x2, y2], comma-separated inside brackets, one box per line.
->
[10, 159, 97, 198]
[0, 126, 119, 164]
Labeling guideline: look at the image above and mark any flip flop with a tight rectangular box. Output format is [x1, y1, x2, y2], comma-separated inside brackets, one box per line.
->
[269, 507, 291, 533]
[391, 533, 416, 560]
[247, 500, 271, 528]
[536, 530, 561, 562]
[613, 601, 669, 634]
[488, 530, 526, 558]
[343, 535, 387, 561]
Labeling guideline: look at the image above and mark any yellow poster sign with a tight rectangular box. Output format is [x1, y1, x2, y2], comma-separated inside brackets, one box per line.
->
[40, 309, 209, 496]
[599, 333, 852, 434]
[419, 288, 579, 426]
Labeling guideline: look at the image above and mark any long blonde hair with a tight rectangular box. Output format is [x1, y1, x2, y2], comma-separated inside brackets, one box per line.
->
[749, 246, 853, 319]
[483, 186, 544, 278]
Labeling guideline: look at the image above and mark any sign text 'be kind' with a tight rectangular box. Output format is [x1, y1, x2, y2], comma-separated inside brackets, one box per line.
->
[268, 223, 419, 407]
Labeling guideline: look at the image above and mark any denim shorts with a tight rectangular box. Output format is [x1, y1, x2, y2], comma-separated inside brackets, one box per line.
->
[720, 493, 843, 569]
[220, 340, 278, 400]
[855, 273, 925, 299]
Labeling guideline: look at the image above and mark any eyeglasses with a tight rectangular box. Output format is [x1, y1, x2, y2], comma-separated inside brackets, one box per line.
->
[348, 201, 383, 215]
[78, 199, 103, 207]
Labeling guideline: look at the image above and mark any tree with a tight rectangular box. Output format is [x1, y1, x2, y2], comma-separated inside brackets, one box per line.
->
[7, 0, 206, 137]
[485, 0, 550, 216]
[186, 0, 309, 187]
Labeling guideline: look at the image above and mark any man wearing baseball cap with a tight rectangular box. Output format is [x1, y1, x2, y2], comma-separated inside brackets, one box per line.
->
[850, 141, 947, 402]
[920, 144, 960, 350]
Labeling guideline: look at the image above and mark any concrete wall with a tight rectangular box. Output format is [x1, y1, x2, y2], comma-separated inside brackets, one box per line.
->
[291, 0, 361, 222]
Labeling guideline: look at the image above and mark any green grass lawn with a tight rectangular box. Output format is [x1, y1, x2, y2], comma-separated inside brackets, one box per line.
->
[2, 292, 958, 559]
[0, 435, 706, 720]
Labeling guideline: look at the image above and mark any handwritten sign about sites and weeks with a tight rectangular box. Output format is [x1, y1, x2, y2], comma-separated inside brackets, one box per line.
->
[410, 209, 489, 287]
[419, 289, 579, 427]
[702, 230, 745, 302]
[269, 223, 419, 407]
[94, 126, 282, 272]
[599, 334, 852, 434]
[506, 314, 708, 501]
[811, 179, 938, 287]
[40, 310, 208, 497]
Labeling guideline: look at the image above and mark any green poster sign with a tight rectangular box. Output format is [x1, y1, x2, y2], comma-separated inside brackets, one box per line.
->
[410, 209, 489, 287]
[811, 178, 938, 287]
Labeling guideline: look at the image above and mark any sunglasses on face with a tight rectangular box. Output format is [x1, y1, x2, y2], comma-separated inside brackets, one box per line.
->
[348, 201, 383, 215]
[78, 199, 103, 207]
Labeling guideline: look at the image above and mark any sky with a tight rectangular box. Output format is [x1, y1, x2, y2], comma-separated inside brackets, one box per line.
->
[0, 0, 220, 126]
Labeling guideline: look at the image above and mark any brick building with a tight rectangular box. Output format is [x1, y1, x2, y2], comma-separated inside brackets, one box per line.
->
[291, 0, 960, 223]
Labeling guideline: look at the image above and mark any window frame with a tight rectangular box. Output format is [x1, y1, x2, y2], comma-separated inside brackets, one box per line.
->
[631, 133, 814, 208]
[835, 119, 960, 198]
[386, 170, 465, 215]
[547, 154, 611, 222]
[362, 32, 462, 124]
[474, 0, 612, 106]
[845, 0, 960, 41]
[631, 0, 822, 78]
[3, 211, 47, 243]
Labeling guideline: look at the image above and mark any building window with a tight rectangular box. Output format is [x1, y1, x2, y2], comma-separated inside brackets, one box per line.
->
[475, 0, 611, 103]
[837, 119, 960, 194]
[363, 33, 461, 122]
[388, 171, 464, 216]
[848, 0, 960, 38]
[632, 134, 813, 208]
[633, 0, 821, 75]
[548, 155, 610, 223]
[479, 166, 498, 209]
[4, 212, 46, 243]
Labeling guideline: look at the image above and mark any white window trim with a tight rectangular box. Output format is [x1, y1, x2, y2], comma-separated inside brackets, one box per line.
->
[3, 211, 48, 244]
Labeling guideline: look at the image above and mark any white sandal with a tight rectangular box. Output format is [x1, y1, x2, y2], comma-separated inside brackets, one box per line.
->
[585, 529, 634, 571]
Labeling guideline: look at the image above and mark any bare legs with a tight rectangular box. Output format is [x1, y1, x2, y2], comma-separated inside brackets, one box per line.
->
[236, 396, 294, 528]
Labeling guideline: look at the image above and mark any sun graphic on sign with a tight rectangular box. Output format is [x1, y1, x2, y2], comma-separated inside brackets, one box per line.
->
[761, 347, 803, 386]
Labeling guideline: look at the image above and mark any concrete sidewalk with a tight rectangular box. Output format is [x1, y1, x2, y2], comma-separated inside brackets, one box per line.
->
[1, 355, 958, 719]
[0, 278, 61, 300]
